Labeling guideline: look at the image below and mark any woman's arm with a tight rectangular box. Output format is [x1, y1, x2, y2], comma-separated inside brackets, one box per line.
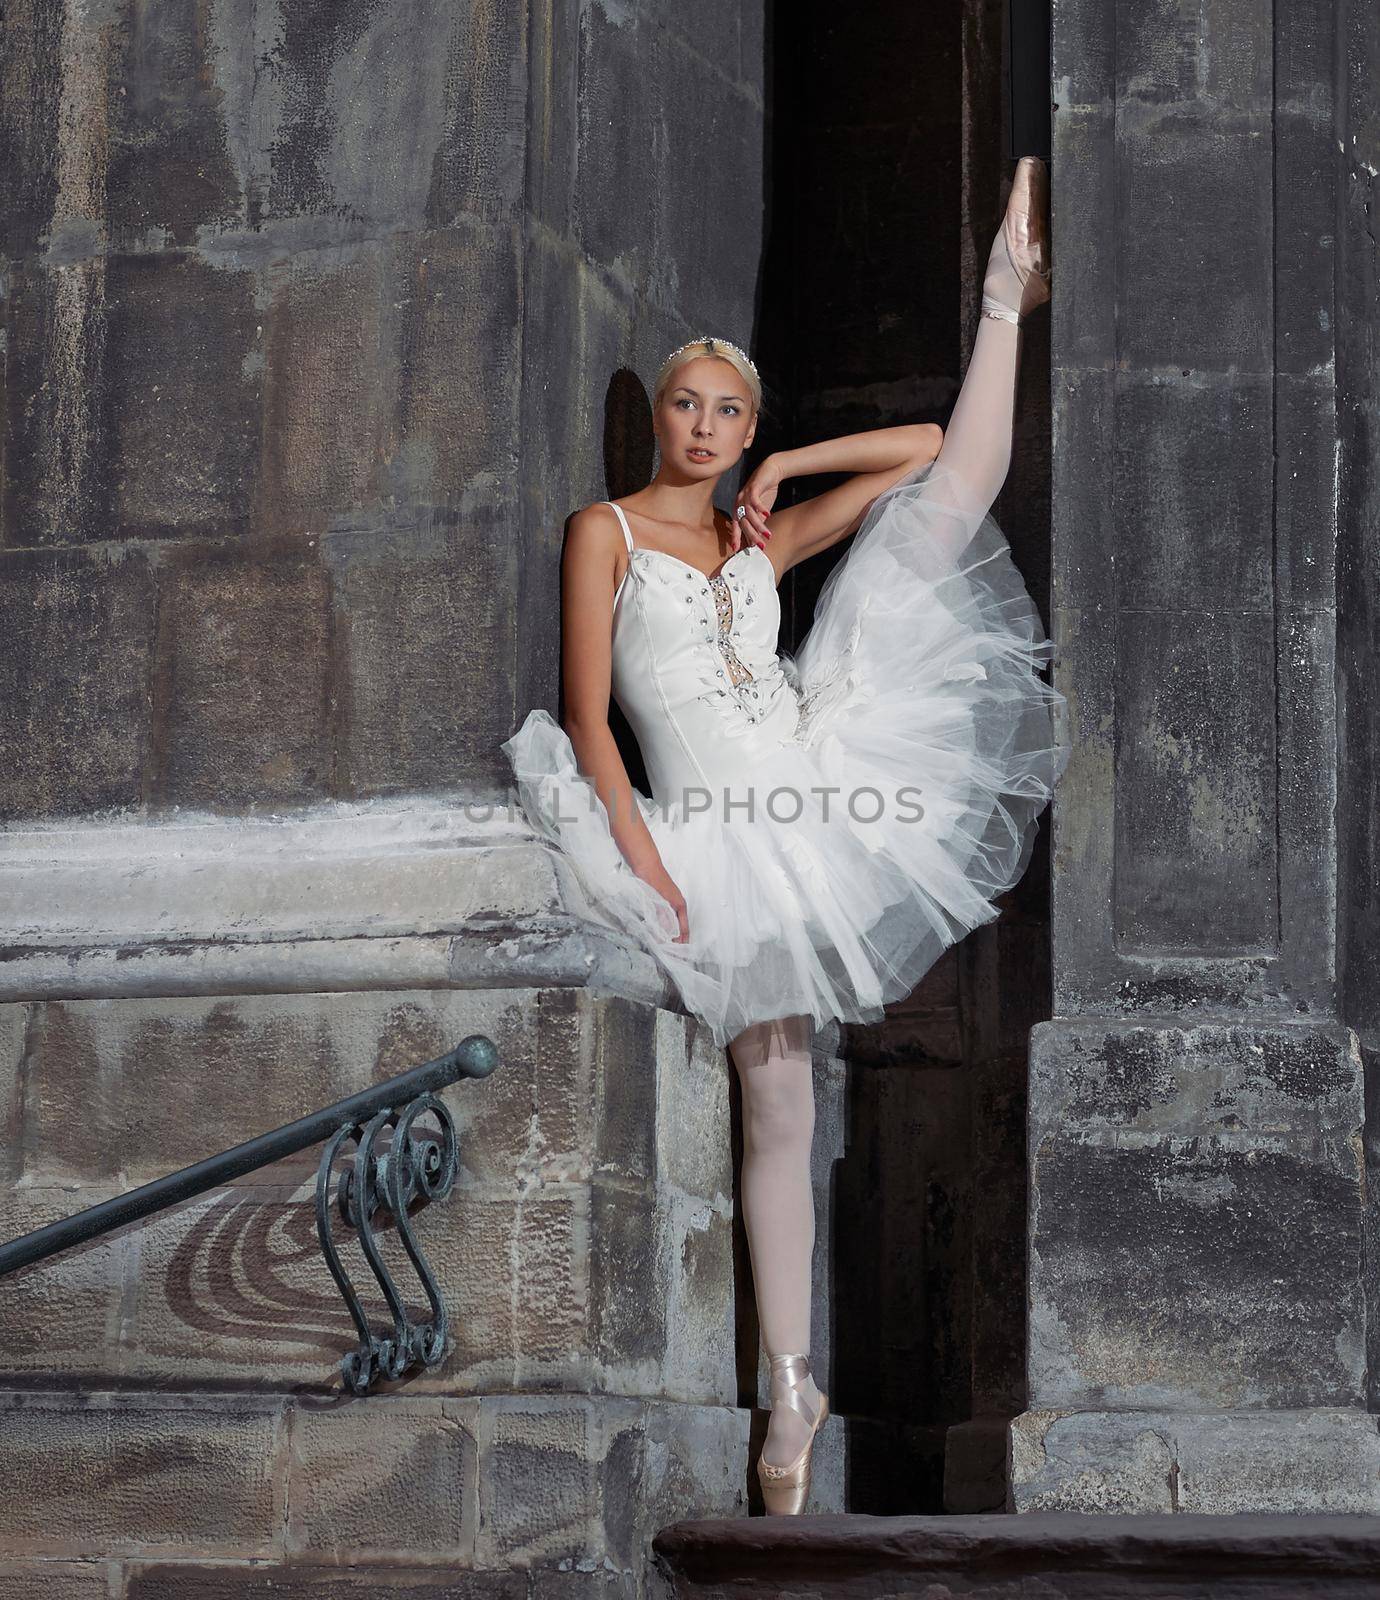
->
[559, 506, 690, 940]
[739, 421, 943, 577]
[775, 422, 941, 482]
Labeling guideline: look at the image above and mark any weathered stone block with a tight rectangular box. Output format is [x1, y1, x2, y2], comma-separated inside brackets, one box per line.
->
[1011, 1406, 1380, 1513]
[1054, 15, 1113, 114]
[120, 1183, 355, 1388]
[0, 1184, 121, 1381]
[1112, 375, 1274, 612]
[1051, 371, 1114, 618]
[636, 1398, 751, 1532]
[0, 547, 156, 819]
[424, 6, 527, 230]
[254, 221, 520, 539]
[117, 1183, 584, 1395]
[103, 2, 242, 244]
[153, 544, 332, 807]
[286, 1396, 477, 1557]
[1115, 113, 1272, 374]
[1274, 109, 1338, 379]
[0, 1391, 283, 1557]
[1051, 111, 1116, 366]
[653, 1013, 733, 1202]
[592, 1003, 659, 1186]
[1010, 1408, 1177, 1513]
[655, 1188, 735, 1404]
[1276, 372, 1340, 613]
[0, 0, 63, 263]
[258, 242, 391, 529]
[476, 1399, 601, 1569]
[325, 510, 515, 796]
[1275, 606, 1339, 1001]
[473, 1397, 748, 1574]
[1114, 0, 1271, 108]
[1175, 1407, 1380, 1513]
[590, 1180, 665, 1370]
[104, 253, 262, 542]
[1114, 609, 1277, 952]
[389, 222, 524, 503]
[1048, 600, 1116, 1011]
[1029, 1022, 1365, 1412]
[0, 1564, 111, 1598]
[572, 15, 761, 312]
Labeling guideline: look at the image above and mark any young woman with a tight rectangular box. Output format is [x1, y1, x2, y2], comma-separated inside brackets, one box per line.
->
[502, 156, 1066, 1514]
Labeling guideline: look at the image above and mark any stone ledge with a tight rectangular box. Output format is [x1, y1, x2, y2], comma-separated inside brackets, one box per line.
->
[0, 792, 677, 1011]
[653, 1510, 1380, 1595]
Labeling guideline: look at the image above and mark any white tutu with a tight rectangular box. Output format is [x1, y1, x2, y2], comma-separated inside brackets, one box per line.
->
[501, 459, 1068, 1049]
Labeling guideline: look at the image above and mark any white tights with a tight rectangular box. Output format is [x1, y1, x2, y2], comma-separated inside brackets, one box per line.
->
[930, 212, 1035, 519]
[727, 1012, 820, 1466]
[727, 211, 1033, 1469]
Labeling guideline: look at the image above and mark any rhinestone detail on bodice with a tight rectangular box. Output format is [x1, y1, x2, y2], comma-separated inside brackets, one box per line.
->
[709, 573, 754, 686]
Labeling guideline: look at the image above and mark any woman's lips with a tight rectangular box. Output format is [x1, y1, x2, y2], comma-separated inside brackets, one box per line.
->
[687, 448, 716, 459]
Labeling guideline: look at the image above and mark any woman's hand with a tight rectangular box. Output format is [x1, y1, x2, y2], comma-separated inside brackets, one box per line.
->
[635, 858, 690, 944]
[733, 455, 784, 549]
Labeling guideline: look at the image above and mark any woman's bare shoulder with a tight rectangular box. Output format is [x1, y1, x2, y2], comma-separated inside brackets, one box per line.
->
[568, 498, 619, 526]
[563, 501, 625, 572]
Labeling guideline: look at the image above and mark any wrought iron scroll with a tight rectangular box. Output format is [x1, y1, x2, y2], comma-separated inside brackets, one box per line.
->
[315, 1090, 460, 1395]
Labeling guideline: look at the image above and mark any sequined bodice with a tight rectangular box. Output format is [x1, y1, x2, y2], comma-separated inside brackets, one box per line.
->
[603, 502, 805, 801]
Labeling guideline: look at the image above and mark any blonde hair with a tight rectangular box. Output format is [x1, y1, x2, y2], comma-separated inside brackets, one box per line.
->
[652, 336, 765, 418]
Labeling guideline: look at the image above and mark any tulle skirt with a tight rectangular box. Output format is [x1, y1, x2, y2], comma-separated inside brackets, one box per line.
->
[501, 459, 1068, 1050]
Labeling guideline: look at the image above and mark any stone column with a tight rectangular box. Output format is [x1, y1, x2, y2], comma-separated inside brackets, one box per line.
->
[1013, 0, 1379, 1509]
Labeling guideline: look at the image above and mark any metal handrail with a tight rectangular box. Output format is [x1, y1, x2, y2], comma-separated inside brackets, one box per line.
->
[0, 1033, 500, 1392]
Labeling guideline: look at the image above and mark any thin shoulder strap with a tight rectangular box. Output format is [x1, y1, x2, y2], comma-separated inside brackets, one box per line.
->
[604, 500, 635, 555]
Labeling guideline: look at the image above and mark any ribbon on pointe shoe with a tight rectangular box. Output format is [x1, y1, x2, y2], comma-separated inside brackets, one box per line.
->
[757, 1353, 829, 1515]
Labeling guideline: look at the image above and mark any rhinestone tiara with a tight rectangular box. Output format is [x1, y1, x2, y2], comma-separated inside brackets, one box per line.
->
[662, 335, 759, 380]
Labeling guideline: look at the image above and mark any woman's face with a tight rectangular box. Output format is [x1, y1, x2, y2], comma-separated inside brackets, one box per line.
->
[654, 356, 757, 476]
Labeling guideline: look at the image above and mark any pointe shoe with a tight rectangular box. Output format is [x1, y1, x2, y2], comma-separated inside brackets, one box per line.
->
[756, 1353, 829, 1516]
[981, 154, 1052, 325]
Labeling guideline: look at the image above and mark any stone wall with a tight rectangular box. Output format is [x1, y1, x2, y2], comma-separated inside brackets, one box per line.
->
[0, 0, 766, 818]
[1, 988, 755, 1581]
[0, 2, 774, 1592]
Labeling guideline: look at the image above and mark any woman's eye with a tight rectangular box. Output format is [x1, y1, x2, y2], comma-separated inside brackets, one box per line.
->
[722, 405, 740, 416]
[676, 398, 695, 410]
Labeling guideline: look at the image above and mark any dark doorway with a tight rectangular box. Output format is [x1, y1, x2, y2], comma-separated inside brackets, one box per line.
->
[746, 0, 1054, 1514]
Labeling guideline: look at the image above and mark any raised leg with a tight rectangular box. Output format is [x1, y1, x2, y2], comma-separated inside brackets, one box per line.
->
[929, 156, 1050, 522]
[727, 1012, 823, 1468]
[932, 314, 1021, 520]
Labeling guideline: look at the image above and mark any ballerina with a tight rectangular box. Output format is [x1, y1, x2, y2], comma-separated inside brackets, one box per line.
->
[502, 155, 1065, 1514]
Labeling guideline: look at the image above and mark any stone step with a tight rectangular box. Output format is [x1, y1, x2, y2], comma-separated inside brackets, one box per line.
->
[652, 1511, 1380, 1598]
